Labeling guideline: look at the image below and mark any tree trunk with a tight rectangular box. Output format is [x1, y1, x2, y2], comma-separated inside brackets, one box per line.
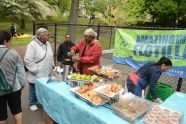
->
[68, 0, 79, 44]
[89, 18, 92, 25]
[20, 18, 25, 29]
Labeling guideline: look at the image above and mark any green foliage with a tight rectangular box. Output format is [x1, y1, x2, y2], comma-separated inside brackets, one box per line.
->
[100, 0, 147, 26]
[45, 0, 71, 14]
[146, 0, 186, 26]
[80, 0, 107, 24]
[0, 0, 53, 29]
[97, 0, 186, 26]
[150, 0, 177, 22]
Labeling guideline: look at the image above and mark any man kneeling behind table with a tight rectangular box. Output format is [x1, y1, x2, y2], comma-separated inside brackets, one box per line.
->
[126, 57, 172, 103]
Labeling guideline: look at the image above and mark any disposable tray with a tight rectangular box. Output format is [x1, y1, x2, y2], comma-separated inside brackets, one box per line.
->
[70, 87, 110, 107]
[68, 75, 102, 84]
[93, 84, 122, 98]
[112, 94, 154, 123]
[88, 66, 120, 79]
[141, 105, 184, 124]
[68, 78, 91, 84]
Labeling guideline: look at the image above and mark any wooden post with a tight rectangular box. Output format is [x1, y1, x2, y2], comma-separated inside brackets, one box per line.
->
[33, 21, 35, 35]
[54, 23, 57, 65]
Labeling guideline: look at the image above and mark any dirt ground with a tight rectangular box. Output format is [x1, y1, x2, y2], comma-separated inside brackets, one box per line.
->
[11, 45, 26, 59]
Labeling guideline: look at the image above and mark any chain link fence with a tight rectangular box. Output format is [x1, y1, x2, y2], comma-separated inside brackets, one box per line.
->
[34, 23, 186, 93]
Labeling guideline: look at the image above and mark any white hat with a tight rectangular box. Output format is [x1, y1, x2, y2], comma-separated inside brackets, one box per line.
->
[84, 28, 97, 37]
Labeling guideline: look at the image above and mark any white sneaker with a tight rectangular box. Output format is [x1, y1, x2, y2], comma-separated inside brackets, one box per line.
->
[30, 105, 38, 111]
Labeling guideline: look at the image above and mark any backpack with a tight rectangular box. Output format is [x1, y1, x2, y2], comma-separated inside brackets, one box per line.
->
[0, 49, 16, 96]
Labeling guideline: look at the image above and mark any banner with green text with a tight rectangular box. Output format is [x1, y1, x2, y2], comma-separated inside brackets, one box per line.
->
[112, 28, 186, 78]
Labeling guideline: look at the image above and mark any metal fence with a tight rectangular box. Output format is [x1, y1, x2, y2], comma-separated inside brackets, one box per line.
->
[33, 23, 186, 93]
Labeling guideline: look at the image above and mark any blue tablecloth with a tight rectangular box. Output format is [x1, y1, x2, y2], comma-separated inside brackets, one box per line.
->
[161, 92, 186, 123]
[35, 77, 186, 124]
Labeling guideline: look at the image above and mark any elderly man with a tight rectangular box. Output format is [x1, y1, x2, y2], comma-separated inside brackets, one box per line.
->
[70, 28, 102, 75]
[24, 28, 54, 111]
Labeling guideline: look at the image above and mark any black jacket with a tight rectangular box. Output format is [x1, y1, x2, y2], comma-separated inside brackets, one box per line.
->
[57, 41, 75, 65]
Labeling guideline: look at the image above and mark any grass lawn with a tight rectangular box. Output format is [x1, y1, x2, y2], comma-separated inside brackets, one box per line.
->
[11, 38, 32, 46]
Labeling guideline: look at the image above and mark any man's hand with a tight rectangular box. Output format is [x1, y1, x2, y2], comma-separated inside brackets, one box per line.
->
[153, 98, 163, 103]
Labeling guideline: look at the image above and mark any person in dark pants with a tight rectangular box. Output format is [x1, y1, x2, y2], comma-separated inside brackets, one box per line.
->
[10, 23, 16, 37]
[57, 34, 75, 67]
[0, 31, 26, 124]
[126, 57, 172, 103]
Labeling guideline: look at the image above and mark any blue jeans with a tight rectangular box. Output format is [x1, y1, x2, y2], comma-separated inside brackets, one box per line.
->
[29, 83, 37, 106]
[126, 76, 135, 93]
[126, 76, 148, 97]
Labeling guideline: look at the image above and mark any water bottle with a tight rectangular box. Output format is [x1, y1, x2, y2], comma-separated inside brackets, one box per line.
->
[63, 64, 70, 82]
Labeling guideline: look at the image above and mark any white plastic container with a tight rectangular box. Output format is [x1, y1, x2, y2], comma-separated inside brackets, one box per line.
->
[112, 93, 154, 123]
[141, 105, 184, 124]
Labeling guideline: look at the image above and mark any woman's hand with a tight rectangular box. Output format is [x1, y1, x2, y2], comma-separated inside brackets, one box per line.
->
[70, 50, 75, 56]
[153, 98, 163, 103]
[73, 57, 80, 62]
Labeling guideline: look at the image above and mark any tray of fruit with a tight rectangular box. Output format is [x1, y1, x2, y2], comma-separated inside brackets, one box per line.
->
[69, 73, 101, 83]
[71, 84, 110, 106]
[141, 105, 184, 124]
[69, 73, 92, 83]
[88, 65, 119, 79]
[93, 84, 122, 98]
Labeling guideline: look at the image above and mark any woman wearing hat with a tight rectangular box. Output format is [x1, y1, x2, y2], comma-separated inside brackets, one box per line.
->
[70, 28, 102, 75]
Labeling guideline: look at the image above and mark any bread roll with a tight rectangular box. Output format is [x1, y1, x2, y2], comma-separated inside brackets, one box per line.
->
[92, 95, 103, 104]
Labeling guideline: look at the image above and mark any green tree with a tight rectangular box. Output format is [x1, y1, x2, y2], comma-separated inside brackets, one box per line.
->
[174, 0, 186, 26]
[80, 0, 107, 25]
[145, 0, 186, 26]
[100, 0, 147, 26]
[45, 0, 71, 14]
[0, 0, 52, 29]
[148, 0, 177, 26]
